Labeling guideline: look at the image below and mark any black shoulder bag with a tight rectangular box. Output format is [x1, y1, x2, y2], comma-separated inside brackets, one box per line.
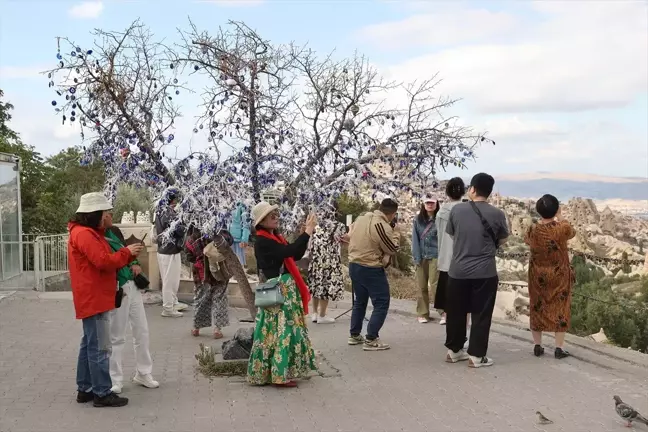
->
[469, 201, 499, 250]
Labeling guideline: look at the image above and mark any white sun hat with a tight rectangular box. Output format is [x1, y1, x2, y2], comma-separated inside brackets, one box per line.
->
[251, 201, 279, 227]
[76, 192, 113, 213]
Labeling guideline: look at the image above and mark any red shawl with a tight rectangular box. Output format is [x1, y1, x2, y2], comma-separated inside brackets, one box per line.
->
[256, 229, 310, 314]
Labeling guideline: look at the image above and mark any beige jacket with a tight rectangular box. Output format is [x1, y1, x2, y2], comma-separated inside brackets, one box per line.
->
[348, 210, 400, 268]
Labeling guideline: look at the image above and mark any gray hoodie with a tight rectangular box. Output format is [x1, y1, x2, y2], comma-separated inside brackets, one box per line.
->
[436, 200, 461, 272]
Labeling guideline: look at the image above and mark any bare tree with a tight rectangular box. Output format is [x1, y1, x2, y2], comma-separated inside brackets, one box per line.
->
[173, 19, 303, 202]
[46, 20, 182, 197]
[45, 21, 261, 318]
[287, 51, 492, 205]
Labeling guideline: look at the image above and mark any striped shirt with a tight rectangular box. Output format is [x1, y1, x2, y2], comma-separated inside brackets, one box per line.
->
[348, 210, 400, 268]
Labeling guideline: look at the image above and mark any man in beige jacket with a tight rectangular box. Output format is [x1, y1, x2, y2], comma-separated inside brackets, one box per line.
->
[347, 198, 400, 351]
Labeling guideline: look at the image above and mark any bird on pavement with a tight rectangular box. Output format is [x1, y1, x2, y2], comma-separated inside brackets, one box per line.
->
[536, 411, 553, 425]
[614, 395, 648, 428]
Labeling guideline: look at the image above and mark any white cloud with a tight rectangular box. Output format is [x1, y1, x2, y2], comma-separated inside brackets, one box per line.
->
[68, 1, 104, 19]
[365, 1, 648, 114]
[202, 0, 264, 6]
[356, 8, 520, 50]
[481, 117, 564, 140]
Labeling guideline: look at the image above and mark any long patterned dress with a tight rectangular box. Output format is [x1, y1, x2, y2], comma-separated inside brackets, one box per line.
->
[307, 218, 346, 301]
[525, 220, 576, 332]
[247, 274, 316, 385]
[247, 233, 317, 385]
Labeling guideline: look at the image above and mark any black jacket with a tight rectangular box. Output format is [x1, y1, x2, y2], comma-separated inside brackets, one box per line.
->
[155, 206, 186, 255]
[254, 232, 310, 279]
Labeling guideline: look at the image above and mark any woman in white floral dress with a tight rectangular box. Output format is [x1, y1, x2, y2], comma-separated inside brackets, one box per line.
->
[307, 203, 348, 324]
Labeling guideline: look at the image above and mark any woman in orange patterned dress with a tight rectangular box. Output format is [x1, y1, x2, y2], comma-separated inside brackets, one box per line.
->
[525, 194, 576, 359]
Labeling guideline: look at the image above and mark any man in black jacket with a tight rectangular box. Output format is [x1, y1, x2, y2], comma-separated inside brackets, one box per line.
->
[155, 188, 187, 317]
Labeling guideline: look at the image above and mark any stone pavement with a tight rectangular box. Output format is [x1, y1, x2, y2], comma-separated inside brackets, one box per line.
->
[1, 291, 648, 432]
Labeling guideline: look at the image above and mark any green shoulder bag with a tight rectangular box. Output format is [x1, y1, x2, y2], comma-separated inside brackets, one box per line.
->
[254, 277, 285, 308]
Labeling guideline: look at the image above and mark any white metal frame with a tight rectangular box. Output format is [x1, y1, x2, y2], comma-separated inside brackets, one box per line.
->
[34, 234, 70, 291]
[0, 153, 23, 282]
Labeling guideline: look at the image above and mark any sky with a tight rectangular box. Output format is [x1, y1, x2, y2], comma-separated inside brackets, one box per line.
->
[0, 0, 647, 179]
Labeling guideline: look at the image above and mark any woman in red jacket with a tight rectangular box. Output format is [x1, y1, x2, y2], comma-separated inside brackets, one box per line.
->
[68, 193, 143, 408]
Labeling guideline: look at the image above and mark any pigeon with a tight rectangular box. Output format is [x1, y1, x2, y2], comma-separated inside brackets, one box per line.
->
[614, 395, 648, 428]
[536, 411, 553, 425]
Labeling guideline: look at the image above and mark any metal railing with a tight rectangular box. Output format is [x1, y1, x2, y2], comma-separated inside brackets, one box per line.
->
[34, 234, 69, 291]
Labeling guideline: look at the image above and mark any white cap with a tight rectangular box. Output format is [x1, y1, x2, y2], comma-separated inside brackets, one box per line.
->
[76, 192, 113, 213]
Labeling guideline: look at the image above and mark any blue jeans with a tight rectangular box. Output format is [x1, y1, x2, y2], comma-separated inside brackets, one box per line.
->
[76, 312, 113, 397]
[349, 263, 391, 340]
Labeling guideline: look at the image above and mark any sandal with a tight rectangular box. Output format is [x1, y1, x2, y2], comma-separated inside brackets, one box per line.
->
[191, 328, 200, 337]
[213, 329, 224, 339]
[274, 381, 298, 388]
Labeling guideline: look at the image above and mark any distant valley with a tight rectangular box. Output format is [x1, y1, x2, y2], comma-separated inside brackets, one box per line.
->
[480, 172, 648, 202]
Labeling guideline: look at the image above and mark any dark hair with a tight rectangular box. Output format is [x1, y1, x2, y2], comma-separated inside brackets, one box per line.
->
[536, 194, 560, 219]
[446, 177, 466, 200]
[417, 200, 441, 223]
[379, 198, 399, 216]
[70, 211, 104, 229]
[470, 173, 495, 198]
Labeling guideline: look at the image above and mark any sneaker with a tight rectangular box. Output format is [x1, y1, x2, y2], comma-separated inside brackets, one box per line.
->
[311, 313, 318, 323]
[439, 317, 446, 325]
[76, 390, 94, 403]
[554, 348, 570, 359]
[161, 309, 183, 318]
[110, 382, 123, 394]
[417, 317, 429, 324]
[317, 315, 335, 324]
[174, 303, 188, 311]
[446, 349, 470, 363]
[468, 355, 494, 368]
[133, 372, 159, 389]
[348, 335, 365, 345]
[93, 392, 129, 408]
[363, 338, 390, 351]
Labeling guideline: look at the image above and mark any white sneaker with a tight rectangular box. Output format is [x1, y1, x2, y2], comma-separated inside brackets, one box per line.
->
[446, 349, 470, 363]
[468, 355, 494, 368]
[110, 383, 123, 394]
[174, 303, 188, 311]
[161, 309, 183, 317]
[417, 317, 429, 324]
[317, 315, 335, 324]
[439, 317, 447, 325]
[311, 313, 318, 323]
[133, 372, 160, 389]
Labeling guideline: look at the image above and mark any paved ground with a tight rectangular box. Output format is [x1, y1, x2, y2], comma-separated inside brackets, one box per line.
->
[1, 290, 648, 432]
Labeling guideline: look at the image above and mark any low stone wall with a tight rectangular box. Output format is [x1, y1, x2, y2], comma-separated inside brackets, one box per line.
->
[495, 281, 530, 324]
[44, 273, 71, 292]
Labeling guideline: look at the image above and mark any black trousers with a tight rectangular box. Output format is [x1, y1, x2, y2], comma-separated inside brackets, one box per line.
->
[444, 276, 498, 358]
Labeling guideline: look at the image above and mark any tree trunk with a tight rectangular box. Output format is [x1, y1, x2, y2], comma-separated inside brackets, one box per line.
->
[223, 246, 257, 319]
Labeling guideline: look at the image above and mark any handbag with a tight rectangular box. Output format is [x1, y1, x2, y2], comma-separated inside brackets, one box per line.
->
[133, 272, 150, 289]
[115, 286, 124, 308]
[254, 268, 285, 308]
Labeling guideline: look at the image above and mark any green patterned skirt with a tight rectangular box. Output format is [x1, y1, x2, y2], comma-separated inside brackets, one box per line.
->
[247, 274, 317, 385]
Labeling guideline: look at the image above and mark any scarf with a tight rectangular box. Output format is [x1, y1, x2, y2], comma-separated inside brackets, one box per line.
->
[105, 230, 137, 288]
[256, 229, 310, 314]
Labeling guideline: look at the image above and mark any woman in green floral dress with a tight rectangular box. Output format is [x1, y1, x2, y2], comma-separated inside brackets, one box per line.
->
[247, 202, 318, 387]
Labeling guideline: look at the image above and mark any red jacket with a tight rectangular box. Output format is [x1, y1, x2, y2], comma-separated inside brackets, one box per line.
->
[68, 223, 134, 319]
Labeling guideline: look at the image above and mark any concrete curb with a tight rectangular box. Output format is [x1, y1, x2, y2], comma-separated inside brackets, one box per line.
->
[333, 298, 648, 369]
